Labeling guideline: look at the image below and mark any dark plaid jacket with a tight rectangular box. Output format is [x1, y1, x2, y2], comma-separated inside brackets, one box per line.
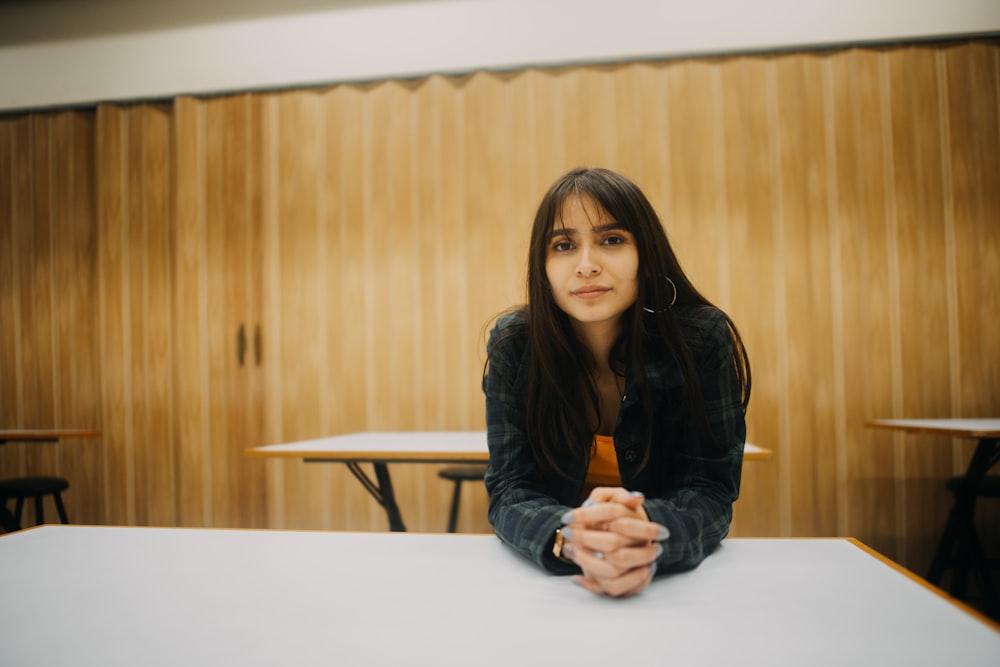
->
[483, 306, 746, 575]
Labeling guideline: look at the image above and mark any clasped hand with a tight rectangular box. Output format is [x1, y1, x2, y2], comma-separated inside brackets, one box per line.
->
[559, 487, 670, 598]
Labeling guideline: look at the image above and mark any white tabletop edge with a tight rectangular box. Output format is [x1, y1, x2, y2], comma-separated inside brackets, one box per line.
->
[866, 418, 1000, 437]
[245, 431, 771, 460]
[2, 526, 998, 667]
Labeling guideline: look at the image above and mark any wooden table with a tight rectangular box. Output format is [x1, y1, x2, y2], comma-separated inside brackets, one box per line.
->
[0, 526, 997, 666]
[0, 429, 100, 531]
[246, 431, 773, 532]
[866, 418, 1000, 615]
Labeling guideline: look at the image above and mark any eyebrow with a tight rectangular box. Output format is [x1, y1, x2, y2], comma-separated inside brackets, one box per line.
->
[549, 222, 625, 239]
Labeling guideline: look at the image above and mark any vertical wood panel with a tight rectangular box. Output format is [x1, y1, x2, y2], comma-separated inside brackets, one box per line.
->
[940, 42, 1000, 558]
[172, 95, 211, 527]
[25, 116, 59, 482]
[0, 112, 101, 524]
[203, 96, 237, 526]
[134, 104, 175, 526]
[888, 46, 955, 566]
[50, 111, 101, 525]
[775, 53, 839, 537]
[831, 49, 899, 556]
[1, 116, 32, 474]
[558, 66, 618, 168]
[317, 84, 376, 530]
[270, 90, 333, 529]
[242, 94, 268, 529]
[944, 43, 1000, 419]
[720, 56, 783, 537]
[200, 93, 269, 529]
[0, 117, 20, 472]
[611, 63, 671, 205]
[664, 59, 725, 293]
[96, 103, 133, 526]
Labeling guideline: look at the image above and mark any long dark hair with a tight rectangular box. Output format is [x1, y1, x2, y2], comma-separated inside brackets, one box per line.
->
[491, 167, 751, 480]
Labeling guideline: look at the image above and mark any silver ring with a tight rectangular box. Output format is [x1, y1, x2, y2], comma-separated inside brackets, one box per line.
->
[593, 551, 604, 560]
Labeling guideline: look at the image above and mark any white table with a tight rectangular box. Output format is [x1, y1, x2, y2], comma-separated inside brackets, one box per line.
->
[867, 418, 1000, 614]
[246, 431, 773, 531]
[1, 526, 997, 666]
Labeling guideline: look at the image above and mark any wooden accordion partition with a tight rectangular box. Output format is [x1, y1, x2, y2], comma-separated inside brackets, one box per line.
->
[1, 39, 998, 576]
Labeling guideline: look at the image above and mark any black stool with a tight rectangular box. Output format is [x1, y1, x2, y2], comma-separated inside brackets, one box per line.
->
[0, 476, 70, 531]
[940, 474, 1000, 613]
[437, 465, 486, 533]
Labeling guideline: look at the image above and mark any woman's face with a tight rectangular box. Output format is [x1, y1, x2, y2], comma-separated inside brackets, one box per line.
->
[545, 193, 639, 334]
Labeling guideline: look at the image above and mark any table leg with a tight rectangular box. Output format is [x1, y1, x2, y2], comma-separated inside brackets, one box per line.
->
[1, 505, 18, 532]
[343, 461, 408, 532]
[925, 437, 999, 615]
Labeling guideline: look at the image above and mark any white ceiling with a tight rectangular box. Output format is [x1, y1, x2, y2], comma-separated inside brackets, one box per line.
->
[2, 0, 997, 112]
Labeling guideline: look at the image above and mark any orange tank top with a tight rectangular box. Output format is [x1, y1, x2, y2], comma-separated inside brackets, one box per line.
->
[580, 434, 622, 501]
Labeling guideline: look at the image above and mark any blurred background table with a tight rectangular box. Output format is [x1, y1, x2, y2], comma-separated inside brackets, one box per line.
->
[247, 431, 772, 532]
[866, 418, 1000, 617]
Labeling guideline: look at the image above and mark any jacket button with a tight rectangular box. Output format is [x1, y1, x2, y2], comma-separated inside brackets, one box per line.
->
[624, 450, 638, 463]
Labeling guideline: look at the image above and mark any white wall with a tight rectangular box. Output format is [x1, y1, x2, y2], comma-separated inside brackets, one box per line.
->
[1, 0, 998, 112]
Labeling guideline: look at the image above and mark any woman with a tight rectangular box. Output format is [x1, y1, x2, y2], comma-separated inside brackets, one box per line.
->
[483, 167, 751, 597]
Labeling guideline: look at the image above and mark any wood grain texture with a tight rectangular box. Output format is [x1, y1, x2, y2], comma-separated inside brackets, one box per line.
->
[2, 40, 998, 571]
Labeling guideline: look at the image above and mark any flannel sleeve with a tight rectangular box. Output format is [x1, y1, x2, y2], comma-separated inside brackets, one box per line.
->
[482, 319, 580, 575]
[642, 309, 746, 573]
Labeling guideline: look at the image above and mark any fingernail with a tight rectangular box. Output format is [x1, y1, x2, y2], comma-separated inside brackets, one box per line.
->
[561, 527, 574, 540]
[628, 490, 644, 498]
[563, 544, 576, 560]
[653, 543, 664, 558]
[649, 562, 658, 578]
[560, 510, 574, 524]
[581, 498, 595, 508]
[656, 524, 670, 541]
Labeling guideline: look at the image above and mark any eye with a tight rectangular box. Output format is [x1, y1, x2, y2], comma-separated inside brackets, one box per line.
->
[552, 240, 574, 252]
[602, 234, 626, 246]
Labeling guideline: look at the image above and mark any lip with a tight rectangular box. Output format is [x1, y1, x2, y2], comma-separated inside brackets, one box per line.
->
[572, 286, 611, 299]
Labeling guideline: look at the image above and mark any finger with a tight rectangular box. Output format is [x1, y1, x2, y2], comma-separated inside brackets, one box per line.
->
[582, 489, 647, 518]
[571, 574, 605, 594]
[604, 516, 671, 543]
[584, 487, 643, 506]
[561, 526, 628, 554]
[564, 505, 667, 541]
[599, 564, 656, 598]
[567, 541, 658, 581]
[562, 502, 636, 527]
[583, 541, 663, 575]
[576, 563, 657, 598]
[562, 541, 621, 578]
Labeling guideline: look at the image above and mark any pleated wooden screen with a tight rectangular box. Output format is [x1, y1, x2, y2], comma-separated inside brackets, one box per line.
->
[1, 40, 997, 573]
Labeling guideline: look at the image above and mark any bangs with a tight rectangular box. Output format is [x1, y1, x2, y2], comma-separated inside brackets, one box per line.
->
[555, 171, 639, 236]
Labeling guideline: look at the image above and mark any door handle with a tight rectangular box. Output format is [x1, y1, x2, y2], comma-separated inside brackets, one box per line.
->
[237, 324, 247, 366]
[253, 324, 262, 366]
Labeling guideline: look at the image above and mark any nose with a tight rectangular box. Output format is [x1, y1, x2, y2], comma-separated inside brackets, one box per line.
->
[576, 245, 601, 276]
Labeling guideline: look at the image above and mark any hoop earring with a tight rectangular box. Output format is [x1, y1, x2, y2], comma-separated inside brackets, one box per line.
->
[642, 276, 677, 313]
